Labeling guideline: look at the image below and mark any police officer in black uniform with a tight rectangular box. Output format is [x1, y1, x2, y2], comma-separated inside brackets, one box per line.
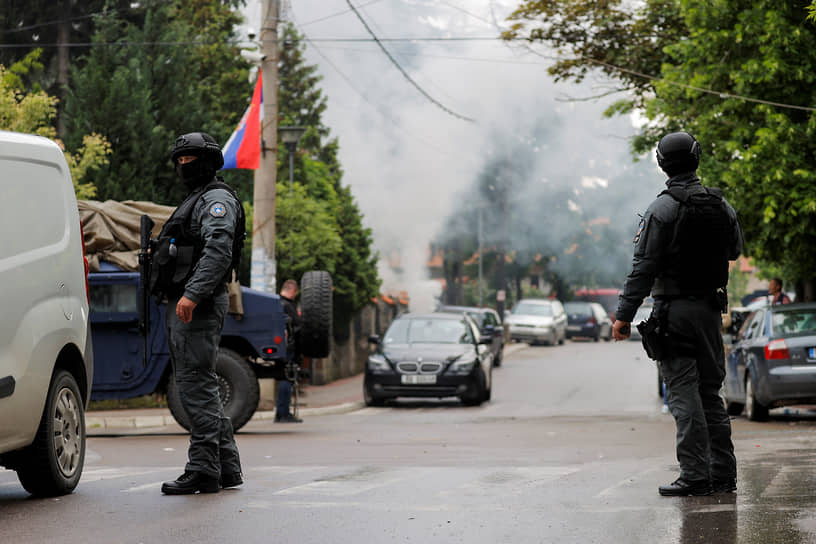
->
[156, 132, 244, 495]
[612, 131, 743, 497]
[276, 279, 303, 423]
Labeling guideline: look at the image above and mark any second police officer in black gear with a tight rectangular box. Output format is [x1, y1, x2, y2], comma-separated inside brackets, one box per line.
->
[155, 132, 246, 495]
[612, 131, 743, 497]
[276, 279, 303, 423]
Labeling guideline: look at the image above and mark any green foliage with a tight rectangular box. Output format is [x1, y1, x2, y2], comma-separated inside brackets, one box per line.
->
[275, 181, 341, 281]
[504, 0, 816, 298]
[0, 1, 124, 95]
[727, 265, 749, 308]
[0, 57, 57, 137]
[63, 0, 251, 204]
[0, 55, 108, 198]
[277, 24, 380, 333]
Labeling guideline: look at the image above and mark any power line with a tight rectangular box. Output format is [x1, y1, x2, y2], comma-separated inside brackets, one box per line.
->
[2, 28, 813, 113]
[289, 21, 472, 164]
[2, 6, 133, 34]
[344, 0, 475, 123]
[299, 0, 386, 28]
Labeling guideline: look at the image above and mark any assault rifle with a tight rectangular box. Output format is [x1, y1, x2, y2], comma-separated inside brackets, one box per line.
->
[138, 214, 155, 367]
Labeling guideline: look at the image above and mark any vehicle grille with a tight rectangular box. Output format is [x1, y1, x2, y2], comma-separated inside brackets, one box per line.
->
[397, 362, 442, 374]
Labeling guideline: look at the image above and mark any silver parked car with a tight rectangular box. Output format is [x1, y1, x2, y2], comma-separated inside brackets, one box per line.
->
[505, 299, 567, 346]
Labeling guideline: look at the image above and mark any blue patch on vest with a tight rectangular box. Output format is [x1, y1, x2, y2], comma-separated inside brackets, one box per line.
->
[209, 202, 227, 218]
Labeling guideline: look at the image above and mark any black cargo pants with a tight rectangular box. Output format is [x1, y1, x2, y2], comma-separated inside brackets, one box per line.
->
[166, 290, 241, 479]
[657, 298, 736, 484]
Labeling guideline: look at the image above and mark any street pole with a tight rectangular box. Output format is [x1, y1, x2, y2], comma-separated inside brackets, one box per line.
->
[288, 146, 294, 197]
[478, 207, 483, 307]
[250, 0, 279, 293]
[496, 189, 508, 318]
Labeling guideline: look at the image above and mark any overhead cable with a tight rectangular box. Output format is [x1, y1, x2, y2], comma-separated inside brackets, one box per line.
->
[343, 0, 475, 123]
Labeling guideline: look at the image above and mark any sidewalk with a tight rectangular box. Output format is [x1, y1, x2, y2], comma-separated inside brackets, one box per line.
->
[86, 372, 366, 432]
[85, 343, 528, 432]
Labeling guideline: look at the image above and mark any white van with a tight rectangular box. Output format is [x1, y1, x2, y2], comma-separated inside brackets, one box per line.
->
[0, 131, 93, 496]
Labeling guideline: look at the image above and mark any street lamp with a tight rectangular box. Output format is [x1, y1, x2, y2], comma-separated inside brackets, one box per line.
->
[278, 126, 306, 196]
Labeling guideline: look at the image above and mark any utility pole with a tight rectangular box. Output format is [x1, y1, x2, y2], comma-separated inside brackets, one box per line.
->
[495, 188, 508, 317]
[250, 0, 280, 293]
[478, 207, 483, 307]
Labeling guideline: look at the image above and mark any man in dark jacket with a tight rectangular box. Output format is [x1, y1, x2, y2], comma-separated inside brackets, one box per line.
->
[157, 132, 244, 494]
[276, 279, 302, 423]
[612, 131, 743, 497]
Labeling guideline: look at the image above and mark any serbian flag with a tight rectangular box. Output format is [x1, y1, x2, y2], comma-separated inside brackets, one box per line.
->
[222, 73, 263, 169]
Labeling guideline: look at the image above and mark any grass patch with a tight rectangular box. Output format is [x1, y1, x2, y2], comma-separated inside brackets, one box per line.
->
[88, 393, 166, 411]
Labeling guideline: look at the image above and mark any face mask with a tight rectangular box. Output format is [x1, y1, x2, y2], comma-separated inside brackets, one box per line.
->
[176, 158, 213, 189]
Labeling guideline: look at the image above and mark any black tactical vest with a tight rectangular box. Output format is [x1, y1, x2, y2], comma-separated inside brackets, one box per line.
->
[150, 179, 245, 299]
[659, 186, 731, 294]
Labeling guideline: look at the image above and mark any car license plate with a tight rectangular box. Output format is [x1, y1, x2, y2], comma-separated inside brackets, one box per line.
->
[401, 374, 436, 385]
[809, 347, 816, 360]
[567, 325, 581, 332]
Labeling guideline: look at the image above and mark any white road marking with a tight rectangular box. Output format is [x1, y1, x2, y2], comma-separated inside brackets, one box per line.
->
[596, 467, 662, 498]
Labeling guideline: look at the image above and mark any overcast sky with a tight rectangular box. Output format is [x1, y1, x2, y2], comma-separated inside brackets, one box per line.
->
[242, 0, 666, 310]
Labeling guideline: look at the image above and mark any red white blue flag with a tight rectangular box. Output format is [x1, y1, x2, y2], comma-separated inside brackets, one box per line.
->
[222, 73, 263, 169]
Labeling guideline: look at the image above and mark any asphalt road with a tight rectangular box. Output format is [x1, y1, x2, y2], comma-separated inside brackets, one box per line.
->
[3, 340, 816, 543]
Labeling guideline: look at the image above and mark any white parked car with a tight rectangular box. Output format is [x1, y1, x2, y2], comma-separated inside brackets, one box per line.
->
[0, 131, 93, 496]
[505, 299, 567, 346]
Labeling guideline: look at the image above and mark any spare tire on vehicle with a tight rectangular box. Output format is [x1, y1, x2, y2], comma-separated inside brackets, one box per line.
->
[299, 270, 333, 358]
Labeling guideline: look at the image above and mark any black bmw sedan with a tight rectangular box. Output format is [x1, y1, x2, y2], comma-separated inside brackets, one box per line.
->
[364, 313, 493, 407]
[723, 303, 816, 421]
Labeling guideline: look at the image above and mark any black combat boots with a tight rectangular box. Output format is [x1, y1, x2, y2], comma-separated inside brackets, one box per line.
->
[658, 478, 713, 496]
[220, 472, 243, 489]
[711, 478, 737, 494]
[161, 471, 220, 495]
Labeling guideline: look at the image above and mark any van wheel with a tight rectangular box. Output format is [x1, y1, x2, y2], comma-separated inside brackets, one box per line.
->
[168, 348, 260, 432]
[15, 370, 85, 496]
[299, 270, 333, 358]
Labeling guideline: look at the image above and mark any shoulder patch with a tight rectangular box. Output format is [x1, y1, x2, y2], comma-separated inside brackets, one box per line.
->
[209, 202, 227, 218]
[633, 217, 645, 244]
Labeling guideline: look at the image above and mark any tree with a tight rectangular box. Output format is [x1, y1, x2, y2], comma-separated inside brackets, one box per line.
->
[0, 53, 108, 198]
[0, 1, 140, 137]
[62, 0, 251, 205]
[504, 0, 816, 300]
[277, 24, 380, 335]
[275, 181, 342, 281]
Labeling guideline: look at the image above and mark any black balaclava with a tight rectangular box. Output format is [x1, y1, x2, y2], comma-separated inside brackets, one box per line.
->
[176, 155, 215, 191]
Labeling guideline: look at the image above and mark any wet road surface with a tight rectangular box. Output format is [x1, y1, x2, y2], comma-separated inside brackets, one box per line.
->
[3, 340, 816, 543]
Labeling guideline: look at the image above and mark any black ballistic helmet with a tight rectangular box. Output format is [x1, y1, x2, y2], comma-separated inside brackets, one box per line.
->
[656, 131, 701, 175]
[170, 132, 224, 170]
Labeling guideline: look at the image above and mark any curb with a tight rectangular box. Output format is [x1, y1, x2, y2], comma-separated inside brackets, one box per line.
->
[86, 345, 525, 431]
[86, 401, 367, 431]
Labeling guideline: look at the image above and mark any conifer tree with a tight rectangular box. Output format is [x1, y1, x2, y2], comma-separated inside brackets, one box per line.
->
[277, 24, 380, 335]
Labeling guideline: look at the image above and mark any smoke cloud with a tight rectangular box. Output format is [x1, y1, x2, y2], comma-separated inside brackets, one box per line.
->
[249, 1, 668, 310]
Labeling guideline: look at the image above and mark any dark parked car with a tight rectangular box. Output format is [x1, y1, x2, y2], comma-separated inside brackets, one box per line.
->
[437, 305, 504, 366]
[722, 303, 816, 421]
[564, 301, 612, 341]
[364, 313, 493, 407]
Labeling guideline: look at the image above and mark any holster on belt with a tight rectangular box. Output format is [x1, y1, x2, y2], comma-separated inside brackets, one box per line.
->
[637, 304, 670, 361]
